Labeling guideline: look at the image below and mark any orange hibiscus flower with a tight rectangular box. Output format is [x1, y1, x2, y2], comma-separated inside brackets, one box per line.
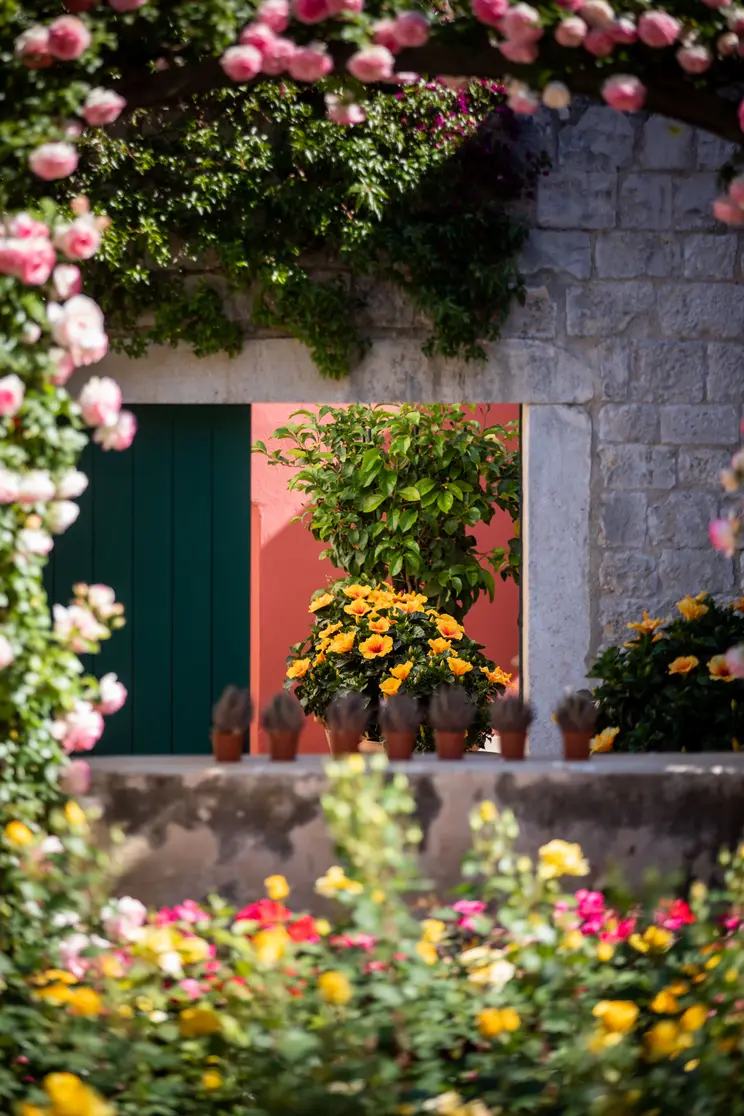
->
[309, 593, 333, 613]
[343, 584, 372, 600]
[319, 622, 342, 638]
[437, 615, 464, 641]
[428, 638, 452, 656]
[368, 588, 395, 609]
[359, 634, 393, 659]
[627, 611, 665, 635]
[448, 657, 473, 677]
[708, 655, 734, 682]
[329, 631, 355, 654]
[677, 596, 709, 621]
[668, 656, 699, 676]
[391, 660, 413, 681]
[368, 616, 391, 634]
[481, 666, 512, 686]
[287, 658, 311, 679]
[344, 599, 371, 619]
[380, 677, 402, 696]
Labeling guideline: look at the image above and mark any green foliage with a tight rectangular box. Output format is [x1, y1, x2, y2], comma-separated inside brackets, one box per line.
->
[61, 80, 531, 379]
[592, 595, 744, 753]
[254, 403, 520, 617]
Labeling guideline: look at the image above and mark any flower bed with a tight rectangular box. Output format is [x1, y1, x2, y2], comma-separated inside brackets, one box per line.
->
[4, 756, 744, 1116]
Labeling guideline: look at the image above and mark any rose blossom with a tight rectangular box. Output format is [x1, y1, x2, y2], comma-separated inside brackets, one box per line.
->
[18, 471, 56, 504]
[21, 323, 41, 344]
[347, 45, 395, 81]
[601, 73, 646, 112]
[507, 83, 540, 114]
[53, 603, 108, 649]
[393, 11, 430, 47]
[29, 142, 79, 180]
[78, 376, 122, 427]
[0, 469, 20, 503]
[82, 88, 127, 126]
[579, 0, 614, 26]
[677, 42, 712, 73]
[726, 644, 744, 678]
[14, 25, 52, 68]
[0, 374, 24, 417]
[220, 44, 262, 81]
[555, 16, 587, 45]
[97, 672, 127, 715]
[87, 584, 117, 616]
[47, 501, 80, 535]
[54, 216, 101, 261]
[472, 0, 508, 24]
[240, 22, 278, 50]
[709, 517, 739, 557]
[293, 0, 330, 21]
[325, 95, 366, 124]
[108, 0, 149, 10]
[48, 295, 108, 365]
[499, 39, 539, 62]
[728, 176, 744, 205]
[0, 634, 14, 670]
[289, 44, 333, 80]
[55, 699, 105, 753]
[7, 212, 49, 238]
[53, 264, 83, 301]
[713, 196, 744, 224]
[502, 2, 543, 40]
[17, 528, 53, 556]
[102, 896, 146, 941]
[0, 237, 56, 285]
[48, 348, 76, 385]
[542, 81, 571, 109]
[94, 409, 137, 451]
[59, 933, 91, 978]
[240, 27, 296, 74]
[56, 469, 88, 499]
[327, 0, 365, 12]
[452, 899, 486, 931]
[256, 0, 290, 30]
[638, 10, 680, 47]
[718, 31, 739, 54]
[48, 15, 91, 60]
[609, 15, 636, 42]
[584, 29, 615, 54]
[60, 758, 91, 795]
[371, 18, 400, 50]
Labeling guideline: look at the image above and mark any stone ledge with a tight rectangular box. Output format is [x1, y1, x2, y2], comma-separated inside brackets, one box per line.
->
[89, 755, 744, 910]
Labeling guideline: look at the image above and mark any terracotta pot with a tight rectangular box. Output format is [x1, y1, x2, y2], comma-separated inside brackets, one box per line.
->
[562, 731, 592, 761]
[268, 730, 299, 762]
[359, 738, 386, 754]
[435, 730, 466, 760]
[328, 729, 361, 756]
[499, 731, 527, 760]
[211, 730, 244, 763]
[384, 731, 415, 761]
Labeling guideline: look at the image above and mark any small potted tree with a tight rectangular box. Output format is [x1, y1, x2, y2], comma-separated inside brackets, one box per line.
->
[261, 691, 304, 762]
[326, 692, 370, 756]
[555, 692, 598, 761]
[211, 686, 253, 762]
[379, 693, 422, 761]
[490, 695, 534, 760]
[429, 684, 476, 760]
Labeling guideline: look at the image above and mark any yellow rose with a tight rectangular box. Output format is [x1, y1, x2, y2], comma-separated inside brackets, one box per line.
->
[178, 936, 211, 965]
[677, 596, 709, 621]
[593, 1000, 639, 1034]
[596, 942, 614, 962]
[309, 592, 334, 613]
[19, 1105, 47, 1116]
[202, 1070, 224, 1090]
[264, 874, 290, 901]
[680, 1005, 708, 1032]
[315, 865, 363, 897]
[645, 1020, 692, 1059]
[44, 1074, 112, 1116]
[561, 930, 585, 951]
[391, 661, 413, 681]
[286, 658, 311, 680]
[179, 1007, 222, 1038]
[416, 940, 438, 965]
[478, 800, 497, 823]
[447, 656, 473, 677]
[315, 918, 331, 936]
[537, 839, 589, 879]
[318, 970, 352, 1005]
[253, 927, 289, 965]
[380, 677, 402, 696]
[64, 801, 87, 828]
[4, 821, 34, 846]
[668, 655, 699, 676]
[359, 634, 393, 659]
[651, 990, 679, 1015]
[477, 1007, 520, 1038]
[67, 987, 104, 1016]
[421, 919, 446, 944]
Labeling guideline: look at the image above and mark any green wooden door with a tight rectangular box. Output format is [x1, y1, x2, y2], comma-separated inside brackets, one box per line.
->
[45, 405, 252, 755]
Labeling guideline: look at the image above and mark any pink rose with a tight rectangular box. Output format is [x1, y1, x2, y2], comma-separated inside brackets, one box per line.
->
[54, 216, 101, 261]
[501, 2, 543, 41]
[289, 44, 333, 80]
[239, 22, 277, 50]
[256, 0, 290, 30]
[21, 322, 41, 344]
[348, 44, 395, 81]
[579, 0, 613, 27]
[59, 933, 91, 978]
[7, 213, 50, 239]
[58, 699, 105, 753]
[18, 470, 56, 504]
[726, 644, 744, 679]
[0, 469, 20, 503]
[87, 584, 117, 616]
[609, 16, 637, 43]
[713, 196, 744, 224]
[576, 889, 605, 920]
[709, 517, 739, 557]
[471, 0, 508, 25]
[677, 43, 712, 73]
[49, 347, 76, 385]
[48, 15, 92, 60]
[47, 501, 80, 535]
[717, 31, 739, 55]
[327, 0, 365, 12]
[728, 176, 744, 205]
[179, 978, 203, 999]
[293, 0, 330, 21]
[0, 374, 24, 417]
[56, 469, 88, 499]
[584, 29, 614, 55]
[325, 95, 366, 124]
[17, 528, 53, 556]
[638, 10, 680, 47]
[240, 27, 297, 74]
[452, 899, 486, 916]
[94, 409, 137, 451]
[53, 264, 83, 300]
[555, 0, 583, 9]
[0, 635, 14, 670]
[65, 0, 100, 10]
[102, 896, 147, 941]
[0, 237, 56, 285]
[543, 81, 571, 109]
[29, 142, 79, 181]
[499, 39, 539, 62]
[555, 16, 587, 45]
[97, 672, 127, 715]
[60, 758, 91, 796]
[14, 25, 52, 68]
[220, 44, 262, 82]
[53, 604, 108, 649]
[48, 295, 108, 366]
[393, 11, 430, 47]
[372, 18, 400, 51]
[601, 73, 646, 112]
[82, 87, 127, 126]
[79, 375, 122, 427]
[108, 0, 149, 10]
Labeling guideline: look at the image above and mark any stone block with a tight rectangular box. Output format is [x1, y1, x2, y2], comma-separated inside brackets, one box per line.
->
[599, 445, 676, 489]
[707, 344, 744, 402]
[594, 339, 630, 401]
[501, 286, 557, 339]
[696, 132, 738, 170]
[598, 491, 647, 546]
[629, 342, 705, 403]
[658, 283, 744, 340]
[598, 403, 659, 443]
[520, 230, 592, 279]
[678, 446, 732, 487]
[619, 173, 672, 230]
[640, 118, 695, 171]
[594, 232, 681, 279]
[659, 548, 734, 594]
[597, 597, 660, 646]
[537, 171, 617, 230]
[647, 491, 718, 547]
[599, 551, 660, 597]
[672, 175, 719, 230]
[683, 234, 737, 280]
[354, 278, 415, 330]
[567, 282, 655, 337]
[660, 405, 739, 446]
[558, 105, 637, 170]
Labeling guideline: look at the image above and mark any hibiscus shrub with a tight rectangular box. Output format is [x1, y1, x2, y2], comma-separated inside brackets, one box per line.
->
[5, 756, 744, 1116]
[592, 594, 744, 753]
[285, 579, 511, 749]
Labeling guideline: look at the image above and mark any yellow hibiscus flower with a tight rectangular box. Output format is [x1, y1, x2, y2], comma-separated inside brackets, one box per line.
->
[368, 616, 391, 634]
[380, 677, 402, 696]
[708, 655, 734, 682]
[590, 726, 619, 754]
[343, 584, 372, 600]
[359, 634, 393, 659]
[428, 637, 452, 656]
[677, 596, 709, 621]
[344, 598, 371, 619]
[668, 656, 699, 676]
[319, 621, 342, 638]
[286, 658, 311, 679]
[447, 657, 473, 677]
[391, 660, 413, 680]
[309, 593, 334, 613]
[481, 666, 512, 686]
[437, 615, 464, 641]
[329, 631, 355, 654]
[627, 611, 665, 635]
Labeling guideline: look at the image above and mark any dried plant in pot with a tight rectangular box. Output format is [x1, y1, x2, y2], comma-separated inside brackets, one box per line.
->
[379, 693, 423, 761]
[490, 696, 534, 760]
[429, 685, 475, 760]
[261, 692, 304, 762]
[212, 686, 253, 762]
[555, 692, 598, 761]
[326, 692, 370, 756]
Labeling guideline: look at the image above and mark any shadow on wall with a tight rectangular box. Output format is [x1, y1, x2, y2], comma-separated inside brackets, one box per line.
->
[251, 403, 520, 754]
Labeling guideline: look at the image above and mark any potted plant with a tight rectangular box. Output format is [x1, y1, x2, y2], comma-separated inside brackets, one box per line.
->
[490, 695, 534, 759]
[554, 692, 598, 761]
[379, 693, 423, 761]
[429, 684, 475, 760]
[261, 691, 304, 761]
[211, 686, 253, 762]
[285, 580, 510, 751]
[326, 692, 370, 756]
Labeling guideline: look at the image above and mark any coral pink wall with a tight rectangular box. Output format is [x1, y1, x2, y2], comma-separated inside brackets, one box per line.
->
[251, 403, 520, 754]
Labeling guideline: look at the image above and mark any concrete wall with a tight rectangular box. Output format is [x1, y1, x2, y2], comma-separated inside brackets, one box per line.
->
[95, 103, 744, 753]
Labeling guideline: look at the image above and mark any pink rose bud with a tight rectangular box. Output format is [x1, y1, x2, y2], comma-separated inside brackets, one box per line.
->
[0, 469, 20, 503]
[726, 644, 744, 679]
[709, 517, 739, 557]
[60, 758, 91, 796]
[717, 31, 739, 54]
[372, 18, 401, 50]
[502, 2, 543, 40]
[471, 0, 509, 24]
[29, 142, 79, 181]
[94, 409, 137, 451]
[21, 322, 42, 344]
[256, 0, 290, 30]
[82, 87, 127, 126]
[584, 28, 614, 54]
[677, 42, 712, 72]
[79, 376, 122, 427]
[220, 44, 262, 82]
[555, 16, 587, 45]
[47, 501, 80, 534]
[53, 264, 83, 300]
[507, 83, 540, 114]
[579, 0, 614, 27]
[0, 237, 56, 285]
[108, 0, 148, 10]
[48, 15, 92, 60]
[393, 11, 430, 47]
[54, 216, 101, 261]
[18, 470, 56, 504]
[293, 0, 330, 21]
[17, 527, 53, 556]
[48, 347, 76, 385]
[347, 44, 395, 81]
[56, 469, 88, 499]
[609, 15, 637, 43]
[96, 672, 128, 715]
[288, 44, 333, 80]
[325, 94, 366, 124]
[637, 10, 680, 47]
[499, 38, 539, 61]
[601, 72, 646, 111]
[0, 374, 25, 417]
[14, 25, 53, 68]
[0, 634, 14, 671]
